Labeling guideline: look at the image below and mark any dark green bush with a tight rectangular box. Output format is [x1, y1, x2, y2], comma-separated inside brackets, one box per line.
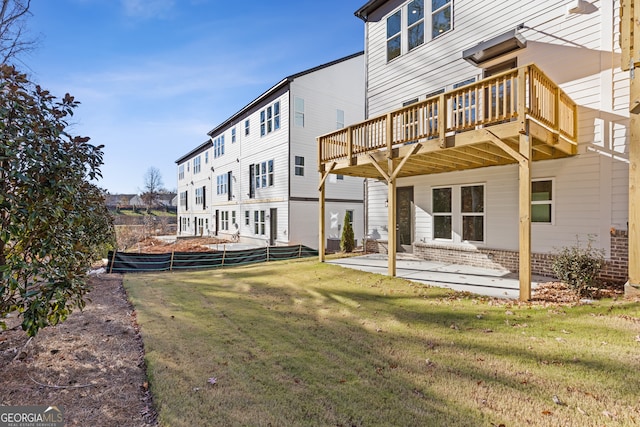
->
[340, 212, 355, 253]
[552, 238, 604, 297]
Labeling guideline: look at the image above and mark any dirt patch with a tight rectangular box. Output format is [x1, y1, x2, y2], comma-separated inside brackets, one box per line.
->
[532, 281, 625, 304]
[126, 236, 230, 253]
[0, 274, 157, 427]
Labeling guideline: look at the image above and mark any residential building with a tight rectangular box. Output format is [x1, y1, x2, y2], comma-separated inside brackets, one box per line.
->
[177, 52, 365, 248]
[318, 0, 628, 298]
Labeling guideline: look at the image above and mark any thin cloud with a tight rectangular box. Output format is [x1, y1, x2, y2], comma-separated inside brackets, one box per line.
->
[120, 0, 175, 19]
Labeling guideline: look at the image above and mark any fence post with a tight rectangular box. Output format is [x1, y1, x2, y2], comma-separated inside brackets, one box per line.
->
[267, 245, 270, 262]
[109, 250, 117, 274]
[170, 250, 175, 271]
[298, 244, 302, 258]
[222, 246, 226, 266]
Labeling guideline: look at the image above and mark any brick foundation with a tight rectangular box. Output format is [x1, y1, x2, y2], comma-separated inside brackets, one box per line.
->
[366, 231, 628, 285]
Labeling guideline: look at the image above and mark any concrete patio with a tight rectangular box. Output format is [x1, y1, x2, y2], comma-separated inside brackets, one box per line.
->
[327, 253, 554, 299]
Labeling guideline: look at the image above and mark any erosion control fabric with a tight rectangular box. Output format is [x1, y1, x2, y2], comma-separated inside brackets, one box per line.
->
[107, 245, 318, 273]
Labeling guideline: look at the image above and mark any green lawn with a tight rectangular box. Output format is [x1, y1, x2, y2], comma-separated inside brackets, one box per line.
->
[124, 258, 640, 426]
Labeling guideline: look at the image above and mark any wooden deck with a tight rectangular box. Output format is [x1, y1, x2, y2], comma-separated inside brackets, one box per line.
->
[317, 64, 577, 178]
[317, 64, 578, 302]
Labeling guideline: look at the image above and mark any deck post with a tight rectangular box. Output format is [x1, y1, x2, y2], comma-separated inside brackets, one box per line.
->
[388, 161, 397, 277]
[518, 67, 532, 301]
[319, 169, 326, 263]
[629, 67, 640, 292]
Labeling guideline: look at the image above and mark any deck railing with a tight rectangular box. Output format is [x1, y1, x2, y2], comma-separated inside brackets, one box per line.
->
[318, 64, 578, 165]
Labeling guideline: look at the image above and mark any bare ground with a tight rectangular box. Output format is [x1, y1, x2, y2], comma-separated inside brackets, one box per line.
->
[0, 274, 157, 427]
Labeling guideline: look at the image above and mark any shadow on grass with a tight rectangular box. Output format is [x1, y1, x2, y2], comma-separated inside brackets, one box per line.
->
[125, 259, 640, 426]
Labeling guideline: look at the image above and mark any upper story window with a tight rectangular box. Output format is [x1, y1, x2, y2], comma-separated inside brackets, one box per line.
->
[294, 97, 305, 127]
[178, 164, 185, 180]
[194, 156, 201, 174]
[260, 101, 280, 136]
[387, 0, 452, 62]
[387, 10, 402, 61]
[255, 160, 274, 188]
[294, 156, 304, 176]
[432, 0, 452, 38]
[245, 119, 250, 136]
[216, 174, 228, 195]
[232, 127, 236, 143]
[205, 152, 209, 164]
[214, 135, 225, 158]
[407, 0, 424, 51]
[336, 109, 344, 129]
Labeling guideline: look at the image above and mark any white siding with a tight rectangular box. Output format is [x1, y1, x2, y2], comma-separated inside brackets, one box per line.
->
[289, 54, 366, 201]
[362, 0, 628, 258]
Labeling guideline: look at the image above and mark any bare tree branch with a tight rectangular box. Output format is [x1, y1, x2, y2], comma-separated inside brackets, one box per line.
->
[0, 0, 34, 65]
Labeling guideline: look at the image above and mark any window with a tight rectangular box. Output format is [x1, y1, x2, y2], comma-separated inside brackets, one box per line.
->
[194, 156, 201, 174]
[180, 191, 188, 210]
[461, 185, 484, 242]
[532, 179, 553, 223]
[232, 211, 236, 225]
[232, 127, 236, 143]
[255, 160, 274, 189]
[337, 175, 344, 180]
[195, 186, 206, 207]
[294, 97, 305, 127]
[295, 156, 304, 176]
[217, 174, 228, 195]
[346, 210, 354, 228]
[337, 109, 344, 129]
[245, 211, 250, 225]
[432, 0, 452, 38]
[214, 135, 225, 158]
[407, 0, 424, 51]
[221, 211, 229, 231]
[387, 10, 402, 61]
[205, 152, 209, 164]
[245, 119, 250, 136]
[178, 164, 184, 180]
[254, 210, 265, 235]
[432, 184, 485, 242]
[432, 187, 452, 239]
[187, 161, 190, 172]
[386, 0, 452, 62]
[260, 101, 280, 136]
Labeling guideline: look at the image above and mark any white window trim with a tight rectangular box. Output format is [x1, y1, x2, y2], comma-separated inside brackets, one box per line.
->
[431, 183, 486, 244]
[386, 0, 453, 63]
[532, 178, 555, 226]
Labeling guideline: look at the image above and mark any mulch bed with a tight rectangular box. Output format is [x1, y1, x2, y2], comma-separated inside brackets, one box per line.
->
[0, 275, 157, 427]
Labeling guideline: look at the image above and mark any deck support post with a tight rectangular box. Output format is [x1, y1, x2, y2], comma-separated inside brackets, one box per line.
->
[387, 158, 397, 276]
[518, 133, 532, 301]
[628, 67, 640, 293]
[318, 162, 336, 263]
[517, 66, 532, 301]
[319, 170, 326, 262]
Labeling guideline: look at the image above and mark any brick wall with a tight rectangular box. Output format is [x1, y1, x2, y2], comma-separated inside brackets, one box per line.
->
[366, 232, 629, 285]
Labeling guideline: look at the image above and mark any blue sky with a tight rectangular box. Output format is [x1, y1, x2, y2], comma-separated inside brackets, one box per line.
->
[24, 0, 365, 194]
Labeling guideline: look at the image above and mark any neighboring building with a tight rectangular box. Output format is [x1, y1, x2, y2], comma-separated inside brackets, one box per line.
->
[176, 52, 366, 248]
[318, 0, 628, 296]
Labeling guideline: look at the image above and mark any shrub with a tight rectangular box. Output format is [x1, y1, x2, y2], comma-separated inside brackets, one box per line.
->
[552, 237, 604, 297]
[340, 212, 355, 253]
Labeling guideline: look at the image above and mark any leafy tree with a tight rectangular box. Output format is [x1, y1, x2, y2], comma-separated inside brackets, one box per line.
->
[340, 211, 355, 253]
[0, 64, 115, 336]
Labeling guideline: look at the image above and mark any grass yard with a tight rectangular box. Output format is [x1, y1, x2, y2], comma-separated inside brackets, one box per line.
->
[124, 258, 640, 426]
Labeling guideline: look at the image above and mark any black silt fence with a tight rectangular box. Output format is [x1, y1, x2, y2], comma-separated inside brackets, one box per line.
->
[107, 245, 318, 274]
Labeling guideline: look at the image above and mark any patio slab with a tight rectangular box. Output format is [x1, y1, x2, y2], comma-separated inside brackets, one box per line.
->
[327, 253, 554, 299]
